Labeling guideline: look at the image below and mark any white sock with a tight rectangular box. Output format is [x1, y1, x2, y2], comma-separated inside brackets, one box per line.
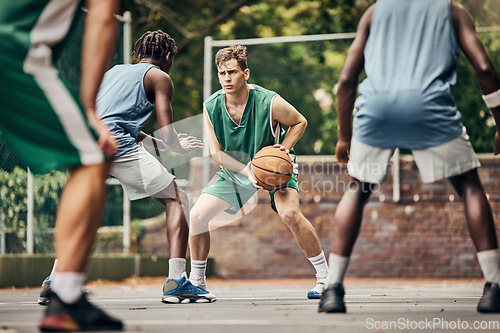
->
[308, 251, 329, 277]
[49, 259, 59, 277]
[326, 252, 350, 286]
[51, 272, 85, 304]
[168, 258, 186, 279]
[477, 249, 500, 284]
[190, 259, 207, 278]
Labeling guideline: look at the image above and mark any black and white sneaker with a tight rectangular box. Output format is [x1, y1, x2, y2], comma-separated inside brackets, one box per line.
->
[318, 282, 347, 313]
[39, 291, 123, 331]
[478, 282, 500, 313]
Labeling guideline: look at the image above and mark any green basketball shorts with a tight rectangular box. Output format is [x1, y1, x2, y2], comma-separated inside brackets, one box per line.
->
[0, 66, 105, 174]
[202, 171, 299, 215]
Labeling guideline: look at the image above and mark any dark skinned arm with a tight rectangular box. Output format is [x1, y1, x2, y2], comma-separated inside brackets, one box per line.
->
[451, 0, 500, 155]
[335, 5, 375, 167]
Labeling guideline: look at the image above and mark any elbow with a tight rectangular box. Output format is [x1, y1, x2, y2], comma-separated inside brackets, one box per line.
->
[211, 151, 223, 165]
[88, 7, 116, 29]
[302, 117, 308, 130]
[475, 62, 498, 83]
[337, 75, 358, 90]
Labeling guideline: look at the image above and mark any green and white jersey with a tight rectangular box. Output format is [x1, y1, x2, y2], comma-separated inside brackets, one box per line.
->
[0, 0, 104, 174]
[204, 84, 292, 187]
[0, 1, 81, 71]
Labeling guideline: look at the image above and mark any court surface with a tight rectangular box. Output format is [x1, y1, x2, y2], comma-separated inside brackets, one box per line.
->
[1, 278, 499, 333]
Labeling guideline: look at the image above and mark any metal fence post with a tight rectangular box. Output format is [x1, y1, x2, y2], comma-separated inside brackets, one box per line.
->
[27, 168, 34, 254]
[202, 36, 213, 187]
[0, 212, 5, 254]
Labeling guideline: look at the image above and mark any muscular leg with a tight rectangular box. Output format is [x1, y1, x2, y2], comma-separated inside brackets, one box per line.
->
[189, 193, 231, 261]
[449, 168, 498, 252]
[319, 178, 373, 313]
[273, 188, 322, 258]
[55, 162, 111, 273]
[450, 169, 500, 313]
[158, 185, 219, 303]
[331, 179, 373, 256]
[154, 181, 189, 259]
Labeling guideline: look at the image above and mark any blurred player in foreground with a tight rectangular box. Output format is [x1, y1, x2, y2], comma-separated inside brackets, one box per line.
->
[38, 30, 209, 305]
[188, 45, 329, 300]
[320, 0, 500, 313]
[0, 0, 123, 331]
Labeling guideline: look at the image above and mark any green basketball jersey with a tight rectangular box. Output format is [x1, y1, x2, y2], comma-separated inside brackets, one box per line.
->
[204, 84, 292, 187]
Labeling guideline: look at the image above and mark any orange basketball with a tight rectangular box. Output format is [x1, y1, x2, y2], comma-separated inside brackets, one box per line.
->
[250, 146, 293, 190]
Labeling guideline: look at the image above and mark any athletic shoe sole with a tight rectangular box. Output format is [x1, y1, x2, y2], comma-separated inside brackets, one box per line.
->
[161, 294, 216, 304]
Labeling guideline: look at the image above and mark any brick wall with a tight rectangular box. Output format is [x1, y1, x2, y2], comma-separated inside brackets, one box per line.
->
[141, 155, 500, 279]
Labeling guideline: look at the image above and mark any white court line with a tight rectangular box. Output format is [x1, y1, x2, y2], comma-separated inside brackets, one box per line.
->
[0, 319, 364, 327]
[0, 295, 481, 307]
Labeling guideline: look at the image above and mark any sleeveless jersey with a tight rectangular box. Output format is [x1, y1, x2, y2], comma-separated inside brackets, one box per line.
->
[97, 63, 157, 157]
[204, 84, 290, 187]
[353, 0, 463, 149]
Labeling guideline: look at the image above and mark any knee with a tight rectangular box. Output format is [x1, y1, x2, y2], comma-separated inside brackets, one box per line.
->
[189, 208, 203, 225]
[280, 208, 304, 230]
[189, 208, 209, 234]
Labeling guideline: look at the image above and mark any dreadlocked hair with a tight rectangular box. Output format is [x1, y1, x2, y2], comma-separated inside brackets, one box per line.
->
[133, 30, 177, 61]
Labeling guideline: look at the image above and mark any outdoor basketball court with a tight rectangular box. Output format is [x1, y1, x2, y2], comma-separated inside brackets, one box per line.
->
[1, 277, 499, 333]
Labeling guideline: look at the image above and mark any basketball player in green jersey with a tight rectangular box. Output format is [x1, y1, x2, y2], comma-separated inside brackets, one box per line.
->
[0, 0, 122, 330]
[188, 45, 329, 299]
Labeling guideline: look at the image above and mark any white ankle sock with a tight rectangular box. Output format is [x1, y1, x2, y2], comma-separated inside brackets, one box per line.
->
[308, 251, 329, 276]
[326, 252, 350, 286]
[477, 249, 500, 283]
[190, 259, 207, 278]
[168, 258, 186, 279]
[51, 272, 85, 304]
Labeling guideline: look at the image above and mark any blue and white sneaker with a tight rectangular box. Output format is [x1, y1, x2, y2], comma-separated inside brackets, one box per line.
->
[307, 272, 327, 299]
[161, 273, 216, 304]
[38, 276, 51, 305]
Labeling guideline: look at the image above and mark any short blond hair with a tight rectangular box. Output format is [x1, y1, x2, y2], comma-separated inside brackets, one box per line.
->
[215, 45, 248, 71]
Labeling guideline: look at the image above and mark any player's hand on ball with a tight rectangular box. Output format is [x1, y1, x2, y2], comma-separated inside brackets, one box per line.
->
[271, 144, 297, 174]
[178, 133, 204, 154]
[272, 144, 290, 156]
[245, 161, 263, 189]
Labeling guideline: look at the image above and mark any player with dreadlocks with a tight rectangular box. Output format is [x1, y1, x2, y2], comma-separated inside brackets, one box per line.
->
[37, 30, 213, 305]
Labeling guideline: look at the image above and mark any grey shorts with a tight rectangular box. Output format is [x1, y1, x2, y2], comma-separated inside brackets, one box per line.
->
[110, 144, 175, 200]
[348, 127, 481, 184]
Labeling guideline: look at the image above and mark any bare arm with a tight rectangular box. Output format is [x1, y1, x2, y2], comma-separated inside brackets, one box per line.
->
[81, 0, 118, 157]
[335, 4, 374, 166]
[144, 68, 203, 154]
[271, 95, 307, 151]
[451, 0, 500, 154]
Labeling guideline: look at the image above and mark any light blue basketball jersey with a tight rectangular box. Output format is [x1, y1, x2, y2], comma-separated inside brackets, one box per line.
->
[97, 63, 157, 157]
[353, 0, 463, 149]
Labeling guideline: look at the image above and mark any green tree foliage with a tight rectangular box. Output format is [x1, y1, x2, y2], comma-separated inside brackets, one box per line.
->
[0, 168, 66, 253]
